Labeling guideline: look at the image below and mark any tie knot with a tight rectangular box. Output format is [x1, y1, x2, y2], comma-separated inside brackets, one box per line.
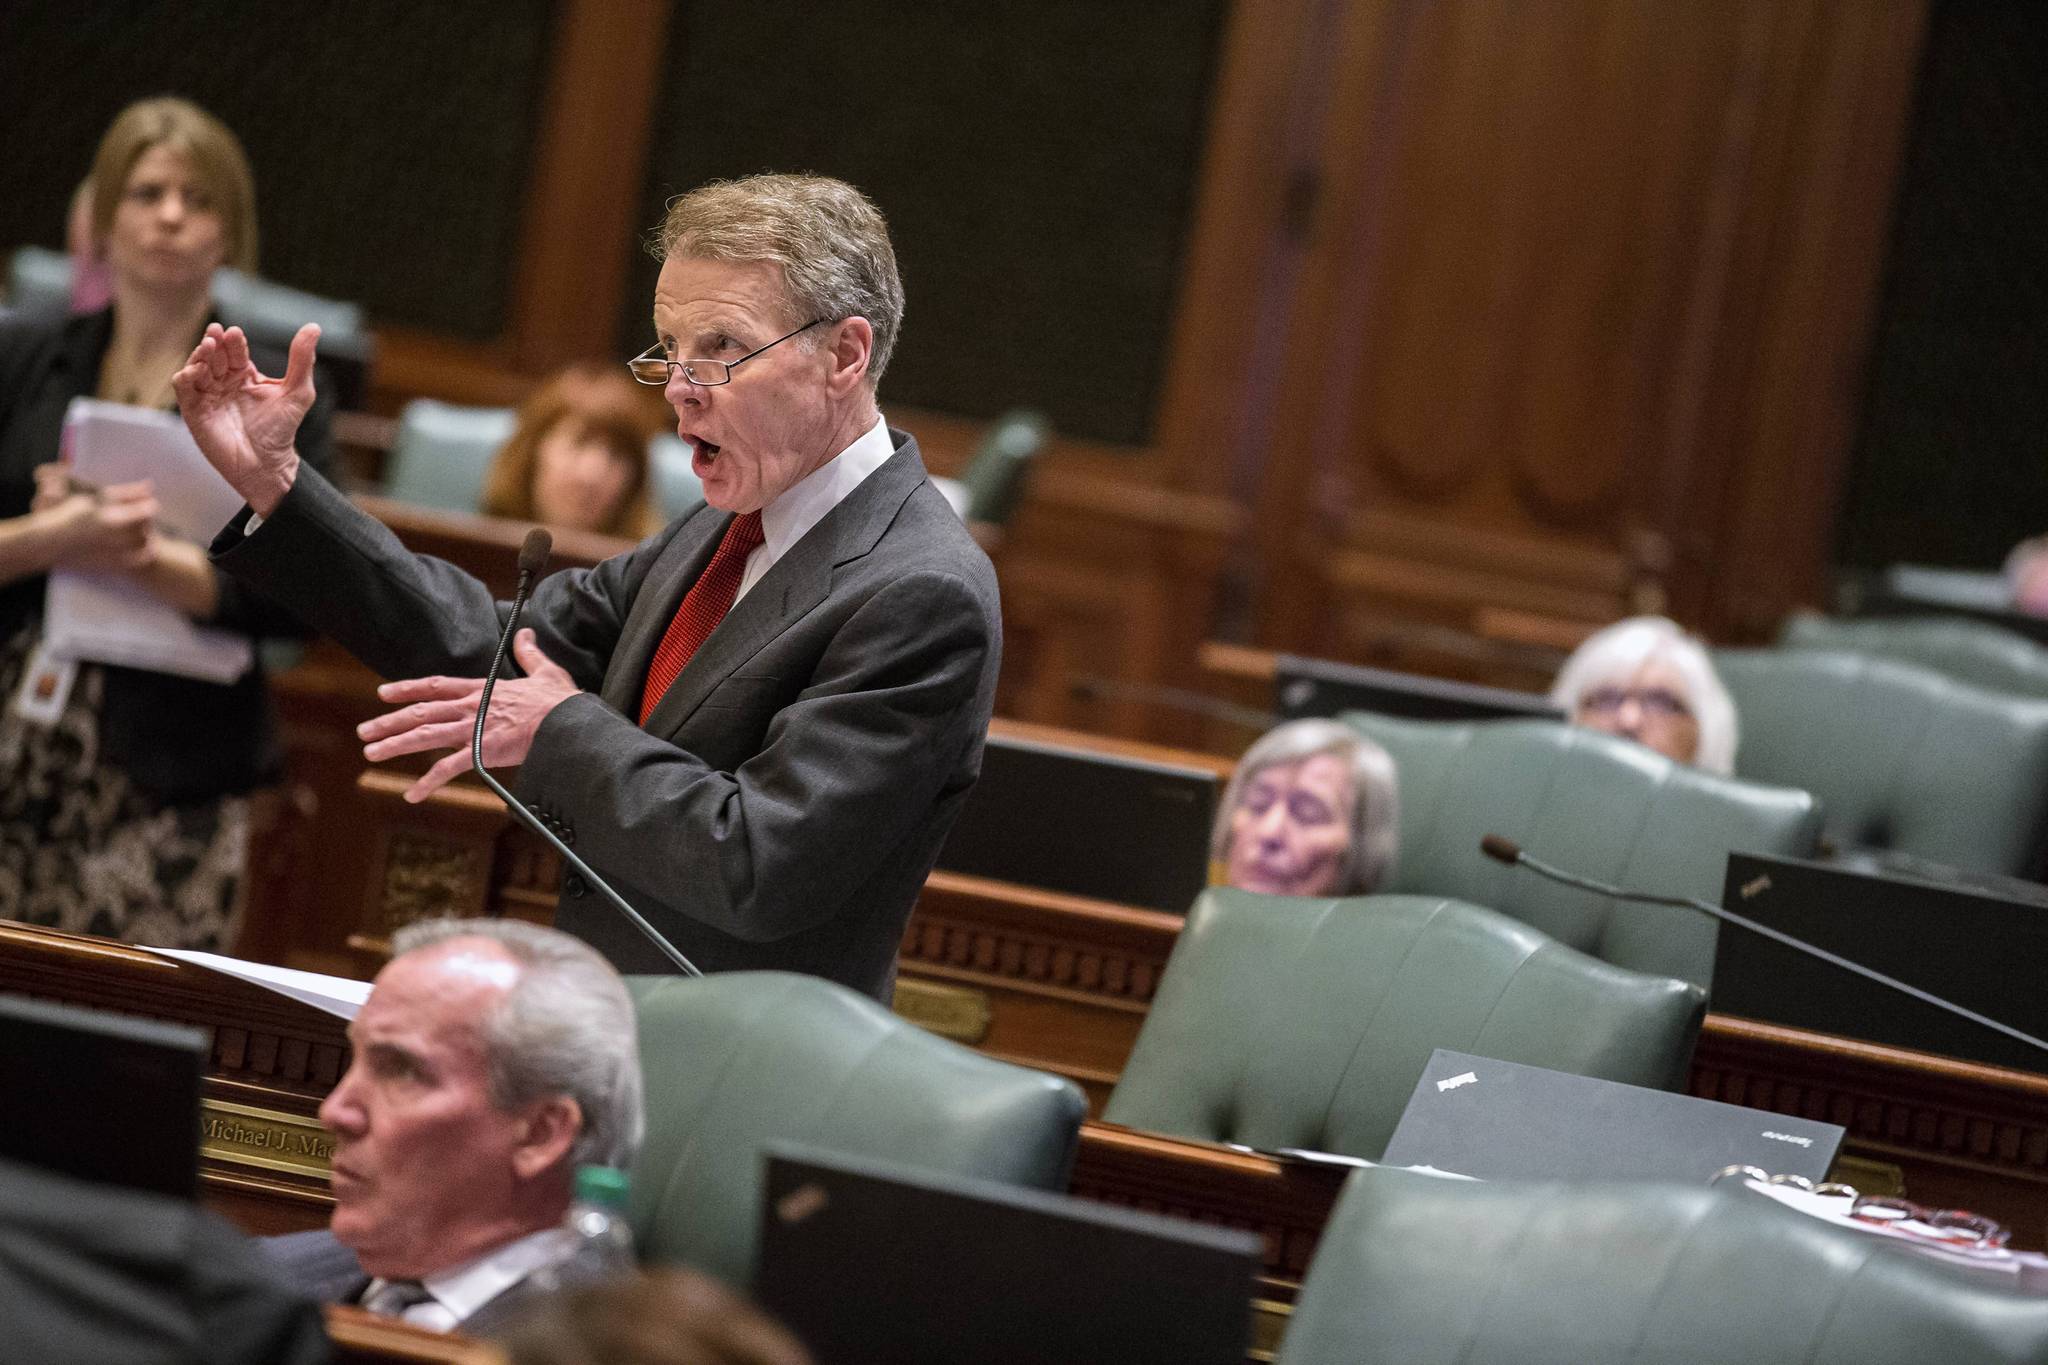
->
[728, 510, 765, 554]
[362, 1279, 434, 1317]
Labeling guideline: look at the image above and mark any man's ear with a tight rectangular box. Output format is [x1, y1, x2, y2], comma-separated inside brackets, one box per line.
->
[511, 1095, 583, 1181]
[823, 316, 874, 398]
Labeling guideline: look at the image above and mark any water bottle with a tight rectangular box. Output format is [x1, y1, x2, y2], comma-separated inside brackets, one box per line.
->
[557, 1162, 634, 1285]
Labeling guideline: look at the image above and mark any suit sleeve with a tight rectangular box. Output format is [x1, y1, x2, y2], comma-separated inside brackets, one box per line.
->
[516, 567, 993, 942]
[209, 462, 686, 689]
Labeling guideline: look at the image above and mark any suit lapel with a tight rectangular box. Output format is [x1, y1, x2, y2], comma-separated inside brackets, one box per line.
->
[599, 506, 725, 714]
[640, 436, 928, 736]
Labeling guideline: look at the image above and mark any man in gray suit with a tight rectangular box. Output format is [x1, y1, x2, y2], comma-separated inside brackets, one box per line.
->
[174, 175, 1000, 998]
[265, 917, 643, 1336]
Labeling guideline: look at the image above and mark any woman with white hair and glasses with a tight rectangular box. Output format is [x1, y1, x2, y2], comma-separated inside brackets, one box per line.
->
[1549, 616, 1739, 775]
[1213, 719, 1400, 898]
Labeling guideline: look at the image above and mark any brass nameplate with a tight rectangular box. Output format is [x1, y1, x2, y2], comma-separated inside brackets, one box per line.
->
[1828, 1153, 1906, 1198]
[892, 979, 992, 1045]
[1248, 1296, 1293, 1363]
[201, 1099, 335, 1180]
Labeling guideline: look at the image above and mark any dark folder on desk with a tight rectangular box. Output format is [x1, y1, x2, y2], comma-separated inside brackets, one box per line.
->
[757, 1145, 1260, 1365]
[1713, 851, 2048, 1072]
[0, 993, 207, 1199]
[1380, 1049, 1843, 1183]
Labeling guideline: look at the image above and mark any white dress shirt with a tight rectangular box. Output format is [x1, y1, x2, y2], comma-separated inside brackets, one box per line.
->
[365, 1226, 576, 1333]
[732, 413, 894, 604]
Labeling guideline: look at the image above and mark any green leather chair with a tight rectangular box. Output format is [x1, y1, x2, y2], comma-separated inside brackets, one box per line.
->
[957, 408, 1050, 527]
[626, 971, 1086, 1285]
[380, 398, 703, 521]
[1780, 611, 2048, 700]
[1340, 715, 1822, 989]
[1102, 890, 1704, 1159]
[1713, 648, 2048, 877]
[1279, 1167, 2048, 1364]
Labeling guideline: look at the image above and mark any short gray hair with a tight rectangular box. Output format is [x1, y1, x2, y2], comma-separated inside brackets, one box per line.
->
[653, 173, 905, 387]
[1548, 615, 1740, 775]
[392, 918, 644, 1170]
[1211, 718, 1401, 895]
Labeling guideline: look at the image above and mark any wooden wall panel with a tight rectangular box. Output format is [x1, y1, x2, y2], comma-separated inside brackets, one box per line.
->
[1250, 0, 1925, 686]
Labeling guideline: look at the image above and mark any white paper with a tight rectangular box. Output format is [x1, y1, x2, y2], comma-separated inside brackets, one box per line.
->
[144, 946, 371, 1020]
[42, 400, 252, 682]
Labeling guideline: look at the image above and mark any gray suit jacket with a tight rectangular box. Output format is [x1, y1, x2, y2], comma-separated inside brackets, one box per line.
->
[212, 430, 999, 999]
[262, 1227, 608, 1338]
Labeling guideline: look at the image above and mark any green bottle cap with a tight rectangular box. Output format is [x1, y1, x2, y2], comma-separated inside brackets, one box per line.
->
[574, 1165, 631, 1210]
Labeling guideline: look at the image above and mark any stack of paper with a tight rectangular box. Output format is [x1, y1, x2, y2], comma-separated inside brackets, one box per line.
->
[42, 399, 252, 683]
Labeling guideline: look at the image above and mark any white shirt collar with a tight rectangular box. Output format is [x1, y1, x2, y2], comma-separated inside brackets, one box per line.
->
[736, 413, 895, 602]
[369, 1226, 575, 1332]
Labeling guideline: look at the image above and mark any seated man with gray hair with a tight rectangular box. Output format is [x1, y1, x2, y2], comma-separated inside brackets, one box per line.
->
[1213, 718, 1400, 898]
[266, 918, 643, 1337]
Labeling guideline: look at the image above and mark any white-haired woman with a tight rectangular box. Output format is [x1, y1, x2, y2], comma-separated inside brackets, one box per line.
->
[1549, 616, 1739, 775]
[1213, 719, 1400, 898]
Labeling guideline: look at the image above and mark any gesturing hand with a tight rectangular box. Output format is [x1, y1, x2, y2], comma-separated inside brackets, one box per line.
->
[357, 630, 583, 803]
[171, 322, 320, 517]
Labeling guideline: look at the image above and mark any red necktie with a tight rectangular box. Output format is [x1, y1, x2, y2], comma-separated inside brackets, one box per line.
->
[639, 511, 765, 723]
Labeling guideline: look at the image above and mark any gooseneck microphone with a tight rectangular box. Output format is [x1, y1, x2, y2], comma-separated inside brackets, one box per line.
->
[471, 528, 702, 976]
[1478, 834, 2048, 1059]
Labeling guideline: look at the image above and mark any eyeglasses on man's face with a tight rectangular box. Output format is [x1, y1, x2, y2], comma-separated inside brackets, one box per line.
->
[627, 318, 829, 388]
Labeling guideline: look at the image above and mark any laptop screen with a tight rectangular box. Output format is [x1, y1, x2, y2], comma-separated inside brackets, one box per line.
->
[757, 1145, 1260, 1365]
[0, 993, 208, 1199]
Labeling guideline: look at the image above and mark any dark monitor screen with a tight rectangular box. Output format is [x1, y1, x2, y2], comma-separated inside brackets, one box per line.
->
[0, 994, 208, 1199]
[757, 1145, 1261, 1365]
[935, 734, 1219, 912]
[1713, 852, 2048, 1074]
[1274, 654, 1565, 724]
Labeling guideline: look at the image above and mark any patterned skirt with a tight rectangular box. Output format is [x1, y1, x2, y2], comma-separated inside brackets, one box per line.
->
[0, 626, 248, 949]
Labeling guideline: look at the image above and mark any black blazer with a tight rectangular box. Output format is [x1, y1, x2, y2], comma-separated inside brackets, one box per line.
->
[0, 307, 334, 802]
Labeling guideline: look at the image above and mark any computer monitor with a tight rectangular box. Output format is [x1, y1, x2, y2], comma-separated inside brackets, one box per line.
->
[1273, 654, 1565, 724]
[935, 733, 1219, 912]
[757, 1145, 1261, 1365]
[1713, 851, 2048, 1073]
[0, 994, 208, 1199]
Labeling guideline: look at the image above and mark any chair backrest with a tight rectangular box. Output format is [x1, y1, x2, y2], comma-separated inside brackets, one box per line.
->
[380, 398, 517, 512]
[627, 972, 1086, 1285]
[1714, 647, 2048, 876]
[1780, 612, 2048, 700]
[958, 408, 1050, 526]
[1341, 715, 1821, 989]
[6, 244, 71, 313]
[1279, 1168, 2048, 1365]
[1102, 890, 1704, 1160]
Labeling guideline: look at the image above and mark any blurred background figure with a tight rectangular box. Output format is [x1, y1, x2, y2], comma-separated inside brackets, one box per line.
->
[0, 96, 332, 949]
[1212, 718, 1399, 898]
[2007, 535, 2048, 617]
[1549, 616, 1738, 775]
[480, 364, 666, 539]
[501, 1268, 815, 1365]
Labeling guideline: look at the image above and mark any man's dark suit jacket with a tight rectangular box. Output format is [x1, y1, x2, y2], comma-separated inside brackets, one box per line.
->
[263, 1227, 606, 1339]
[211, 428, 1000, 999]
[0, 1158, 330, 1365]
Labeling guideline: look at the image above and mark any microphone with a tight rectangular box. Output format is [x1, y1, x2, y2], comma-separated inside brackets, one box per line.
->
[1478, 834, 2048, 1059]
[470, 528, 702, 976]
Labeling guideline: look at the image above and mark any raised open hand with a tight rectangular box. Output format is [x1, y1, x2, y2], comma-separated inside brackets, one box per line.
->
[172, 322, 320, 517]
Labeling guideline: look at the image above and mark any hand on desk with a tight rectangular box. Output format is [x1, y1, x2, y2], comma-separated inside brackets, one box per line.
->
[172, 322, 319, 517]
[359, 629, 581, 803]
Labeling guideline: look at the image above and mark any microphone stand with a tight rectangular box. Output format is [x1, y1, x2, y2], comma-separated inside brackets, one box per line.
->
[1479, 835, 2048, 1060]
[469, 529, 701, 976]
